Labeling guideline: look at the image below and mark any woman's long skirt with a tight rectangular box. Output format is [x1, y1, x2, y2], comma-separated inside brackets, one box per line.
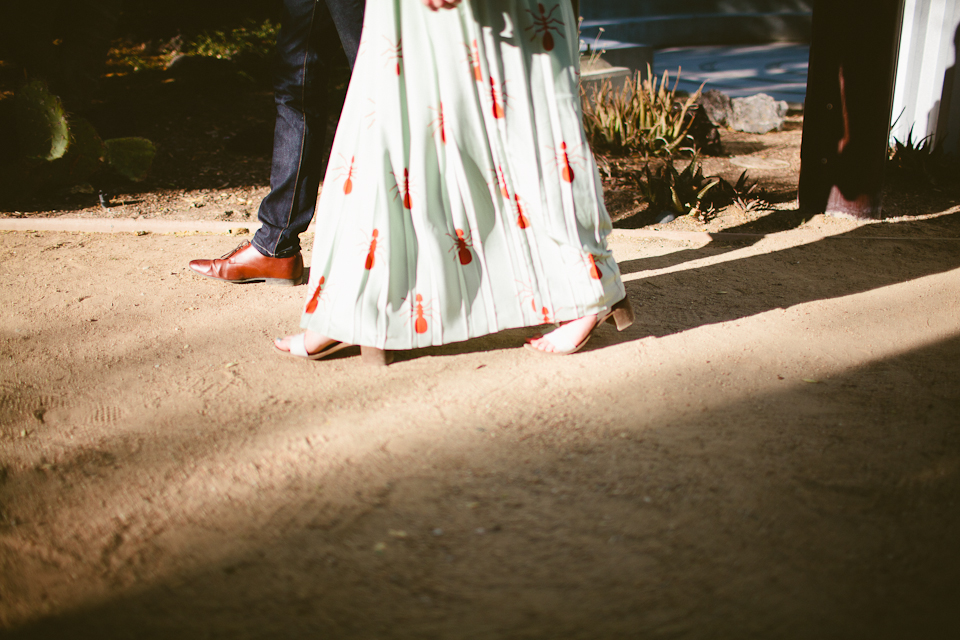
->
[300, 0, 626, 350]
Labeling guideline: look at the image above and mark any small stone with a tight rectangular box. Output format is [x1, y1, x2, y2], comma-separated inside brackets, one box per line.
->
[654, 212, 676, 224]
[432, 528, 444, 536]
[373, 542, 386, 553]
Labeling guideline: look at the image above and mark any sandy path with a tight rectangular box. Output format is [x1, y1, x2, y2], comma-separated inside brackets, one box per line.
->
[2, 212, 960, 638]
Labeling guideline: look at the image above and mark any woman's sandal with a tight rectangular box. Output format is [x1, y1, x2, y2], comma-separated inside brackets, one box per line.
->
[276, 334, 394, 366]
[524, 296, 635, 356]
[275, 333, 354, 360]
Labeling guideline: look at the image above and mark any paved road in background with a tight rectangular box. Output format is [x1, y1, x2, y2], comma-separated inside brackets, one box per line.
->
[653, 43, 810, 106]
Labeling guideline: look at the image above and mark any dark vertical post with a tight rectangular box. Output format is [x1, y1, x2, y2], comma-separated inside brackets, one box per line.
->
[798, 0, 905, 218]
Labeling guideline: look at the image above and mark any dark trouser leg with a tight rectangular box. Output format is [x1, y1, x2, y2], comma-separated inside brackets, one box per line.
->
[252, 0, 364, 259]
[798, 0, 903, 218]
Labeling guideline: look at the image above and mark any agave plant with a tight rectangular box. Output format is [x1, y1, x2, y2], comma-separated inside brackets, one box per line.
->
[887, 126, 958, 187]
[635, 153, 721, 216]
[582, 65, 704, 157]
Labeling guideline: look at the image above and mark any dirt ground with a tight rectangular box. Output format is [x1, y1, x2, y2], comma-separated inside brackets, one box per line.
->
[3, 106, 960, 638]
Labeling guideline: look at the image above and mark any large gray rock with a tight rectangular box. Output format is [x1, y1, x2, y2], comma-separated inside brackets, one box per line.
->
[728, 93, 789, 134]
[698, 89, 733, 126]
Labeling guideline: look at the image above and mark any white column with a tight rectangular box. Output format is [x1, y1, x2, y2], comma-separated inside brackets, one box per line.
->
[890, 0, 960, 154]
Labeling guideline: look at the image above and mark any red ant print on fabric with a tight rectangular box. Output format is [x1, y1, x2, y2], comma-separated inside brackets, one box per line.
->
[447, 228, 473, 265]
[586, 253, 602, 279]
[305, 276, 325, 313]
[514, 194, 530, 229]
[496, 165, 510, 198]
[333, 154, 357, 194]
[364, 229, 380, 270]
[489, 77, 506, 119]
[526, 3, 564, 52]
[383, 37, 403, 75]
[465, 40, 483, 82]
[548, 140, 583, 184]
[390, 168, 413, 210]
[409, 293, 432, 334]
[429, 104, 447, 144]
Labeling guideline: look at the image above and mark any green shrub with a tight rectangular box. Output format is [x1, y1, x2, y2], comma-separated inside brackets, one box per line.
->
[582, 66, 703, 157]
[104, 137, 156, 182]
[186, 19, 279, 61]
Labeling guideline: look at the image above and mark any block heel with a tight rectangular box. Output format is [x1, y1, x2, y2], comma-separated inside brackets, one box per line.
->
[361, 346, 394, 366]
[605, 296, 635, 332]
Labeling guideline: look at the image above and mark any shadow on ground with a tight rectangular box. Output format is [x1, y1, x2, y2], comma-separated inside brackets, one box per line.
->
[6, 332, 960, 639]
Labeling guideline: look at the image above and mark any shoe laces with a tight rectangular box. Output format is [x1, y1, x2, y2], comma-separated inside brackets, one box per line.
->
[220, 240, 251, 259]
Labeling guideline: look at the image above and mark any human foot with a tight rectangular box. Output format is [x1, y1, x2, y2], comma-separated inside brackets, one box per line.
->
[524, 298, 635, 356]
[274, 331, 352, 360]
[525, 314, 599, 355]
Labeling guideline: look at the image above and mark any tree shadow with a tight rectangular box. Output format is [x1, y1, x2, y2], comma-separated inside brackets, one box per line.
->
[5, 332, 959, 639]
[616, 206, 815, 277]
[606, 209, 960, 346]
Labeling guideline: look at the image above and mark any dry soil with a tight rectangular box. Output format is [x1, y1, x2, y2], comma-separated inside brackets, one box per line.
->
[2, 122, 960, 639]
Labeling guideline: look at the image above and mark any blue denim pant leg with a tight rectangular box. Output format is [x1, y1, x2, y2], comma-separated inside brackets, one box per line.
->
[252, 0, 364, 259]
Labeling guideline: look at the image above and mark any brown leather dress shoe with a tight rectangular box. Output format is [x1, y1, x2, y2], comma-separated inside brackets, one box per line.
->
[188, 241, 303, 285]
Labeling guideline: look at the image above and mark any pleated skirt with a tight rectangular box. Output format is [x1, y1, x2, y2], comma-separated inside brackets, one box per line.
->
[300, 0, 626, 350]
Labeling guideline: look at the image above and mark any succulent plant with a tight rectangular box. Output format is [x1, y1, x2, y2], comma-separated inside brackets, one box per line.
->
[636, 153, 721, 216]
[104, 137, 156, 182]
[13, 80, 70, 163]
[2, 81, 156, 204]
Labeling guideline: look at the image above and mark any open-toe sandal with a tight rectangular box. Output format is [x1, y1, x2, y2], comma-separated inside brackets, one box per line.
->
[277, 333, 354, 360]
[525, 296, 634, 356]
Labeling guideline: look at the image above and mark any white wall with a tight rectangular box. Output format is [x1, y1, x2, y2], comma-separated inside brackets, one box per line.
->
[891, 0, 960, 154]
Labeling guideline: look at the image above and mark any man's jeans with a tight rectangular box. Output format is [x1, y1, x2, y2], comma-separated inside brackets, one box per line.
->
[252, 0, 364, 259]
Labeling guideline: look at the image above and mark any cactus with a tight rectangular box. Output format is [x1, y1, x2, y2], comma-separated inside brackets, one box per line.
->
[13, 80, 71, 163]
[104, 137, 156, 182]
[2, 83, 156, 202]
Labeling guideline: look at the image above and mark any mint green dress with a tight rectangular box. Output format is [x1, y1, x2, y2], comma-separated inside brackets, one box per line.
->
[300, 0, 626, 350]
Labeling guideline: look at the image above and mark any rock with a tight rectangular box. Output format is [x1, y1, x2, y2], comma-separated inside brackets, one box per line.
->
[654, 212, 676, 224]
[685, 105, 723, 155]
[698, 89, 733, 126]
[729, 93, 789, 134]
